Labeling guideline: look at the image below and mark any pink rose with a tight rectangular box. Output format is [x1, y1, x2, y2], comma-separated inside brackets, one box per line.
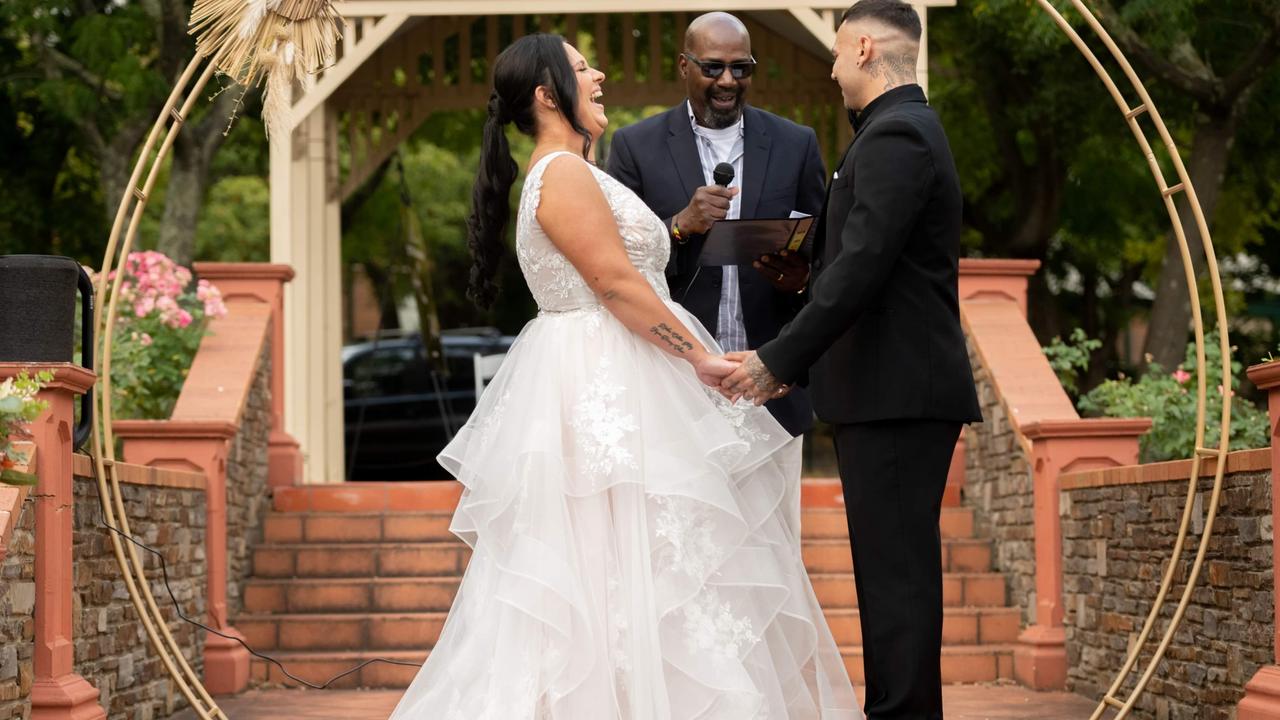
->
[1172, 369, 1191, 384]
[134, 296, 155, 317]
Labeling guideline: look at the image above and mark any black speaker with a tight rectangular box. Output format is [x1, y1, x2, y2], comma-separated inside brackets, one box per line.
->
[0, 255, 95, 447]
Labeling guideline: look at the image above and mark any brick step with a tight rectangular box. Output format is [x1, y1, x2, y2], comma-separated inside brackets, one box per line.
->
[244, 578, 462, 614]
[255, 533, 986, 580]
[253, 543, 471, 578]
[841, 645, 1015, 685]
[275, 478, 900, 514]
[239, 613, 447, 652]
[250, 650, 425, 689]
[238, 605, 1019, 654]
[802, 538, 992, 575]
[823, 607, 1020, 647]
[263, 506, 974, 547]
[264, 512, 455, 544]
[810, 572, 1007, 609]
[800, 507, 974, 540]
[250, 645, 1015, 690]
[246, 572, 1008, 616]
[273, 483, 463, 514]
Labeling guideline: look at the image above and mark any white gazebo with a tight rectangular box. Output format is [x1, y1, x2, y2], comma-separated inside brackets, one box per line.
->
[270, 1, 956, 484]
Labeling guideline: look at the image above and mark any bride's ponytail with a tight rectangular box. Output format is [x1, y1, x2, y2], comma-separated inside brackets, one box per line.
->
[466, 91, 518, 309]
[465, 33, 595, 310]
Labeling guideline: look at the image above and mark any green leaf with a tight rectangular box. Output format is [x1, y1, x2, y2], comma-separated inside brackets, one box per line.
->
[0, 469, 39, 487]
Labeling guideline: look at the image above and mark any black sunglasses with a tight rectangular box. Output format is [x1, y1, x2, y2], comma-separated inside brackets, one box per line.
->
[682, 53, 757, 80]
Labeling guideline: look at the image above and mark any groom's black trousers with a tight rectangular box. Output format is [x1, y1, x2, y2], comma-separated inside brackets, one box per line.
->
[834, 419, 961, 720]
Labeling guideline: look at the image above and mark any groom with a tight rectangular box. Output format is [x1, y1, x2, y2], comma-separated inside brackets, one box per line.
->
[721, 1, 982, 717]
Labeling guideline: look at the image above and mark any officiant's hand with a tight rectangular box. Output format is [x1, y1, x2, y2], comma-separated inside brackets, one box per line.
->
[722, 351, 789, 405]
[754, 250, 809, 293]
[675, 185, 740, 235]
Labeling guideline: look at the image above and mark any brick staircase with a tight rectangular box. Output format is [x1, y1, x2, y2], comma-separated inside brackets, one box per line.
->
[239, 480, 1016, 688]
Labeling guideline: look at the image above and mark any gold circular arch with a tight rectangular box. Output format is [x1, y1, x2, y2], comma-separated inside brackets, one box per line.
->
[1032, 2, 1232, 718]
[87, 3, 1233, 718]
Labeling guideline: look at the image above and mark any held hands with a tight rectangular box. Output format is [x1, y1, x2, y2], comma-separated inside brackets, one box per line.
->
[676, 185, 740, 235]
[721, 351, 789, 406]
[694, 354, 741, 389]
[694, 351, 790, 405]
[753, 250, 810, 293]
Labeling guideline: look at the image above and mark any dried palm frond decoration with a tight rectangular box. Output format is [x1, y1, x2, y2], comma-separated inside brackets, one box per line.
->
[189, 0, 344, 138]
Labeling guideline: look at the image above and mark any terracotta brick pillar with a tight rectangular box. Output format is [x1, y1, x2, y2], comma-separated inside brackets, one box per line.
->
[952, 259, 1042, 507]
[192, 262, 301, 488]
[1015, 418, 1151, 690]
[113, 420, 249, 694]
[1239, 362, 1280, 718]
[0, 363, 107, 720]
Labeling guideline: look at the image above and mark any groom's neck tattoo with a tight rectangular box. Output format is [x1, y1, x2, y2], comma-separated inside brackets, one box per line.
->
[650, 322, 694, 354]
[865, 53, 916, 91]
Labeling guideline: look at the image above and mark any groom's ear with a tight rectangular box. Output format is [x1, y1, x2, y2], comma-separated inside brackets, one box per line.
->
[856, 33, 873, 67]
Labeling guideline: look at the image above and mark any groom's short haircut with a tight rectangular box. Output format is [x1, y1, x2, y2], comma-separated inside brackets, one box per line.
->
[840, 0, 922, 41]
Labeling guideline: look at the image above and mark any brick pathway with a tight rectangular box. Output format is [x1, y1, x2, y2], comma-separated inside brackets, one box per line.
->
[180, 684, 1100, 719]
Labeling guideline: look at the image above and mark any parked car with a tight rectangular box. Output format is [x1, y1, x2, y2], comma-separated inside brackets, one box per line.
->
[342, 328, 516, 480]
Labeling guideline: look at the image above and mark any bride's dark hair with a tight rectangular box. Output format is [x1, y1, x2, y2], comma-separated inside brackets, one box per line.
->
[467, 33, 595, 309]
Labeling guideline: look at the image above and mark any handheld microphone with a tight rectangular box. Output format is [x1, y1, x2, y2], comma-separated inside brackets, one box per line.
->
[713, 162, 735, 187]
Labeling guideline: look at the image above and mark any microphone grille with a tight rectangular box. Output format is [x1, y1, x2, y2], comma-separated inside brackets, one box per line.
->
[712, 162, 735, 186]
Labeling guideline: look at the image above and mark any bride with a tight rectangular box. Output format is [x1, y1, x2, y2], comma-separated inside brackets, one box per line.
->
[389, 33, 859, 720]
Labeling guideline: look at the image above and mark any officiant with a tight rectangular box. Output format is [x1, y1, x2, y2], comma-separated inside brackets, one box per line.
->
[606, 11, 826, 439]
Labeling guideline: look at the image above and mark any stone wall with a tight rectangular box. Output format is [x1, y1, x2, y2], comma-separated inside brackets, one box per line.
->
[1062, 461, 1273, 720]
[963, 337, 1036, 624]
[0, 496, 34, 720]
[73, 476, 208, 719]
[0, 476, 207, 720]
[226, 342, 271, 621]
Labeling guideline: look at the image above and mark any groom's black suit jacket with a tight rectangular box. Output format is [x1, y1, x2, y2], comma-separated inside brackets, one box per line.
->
[758, 85, 982, 425]
[607, 104, 826, 436]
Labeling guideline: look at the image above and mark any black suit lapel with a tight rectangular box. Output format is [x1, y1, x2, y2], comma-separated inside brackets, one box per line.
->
[740, 107, 771, 219]
[665, 106, 704, 200]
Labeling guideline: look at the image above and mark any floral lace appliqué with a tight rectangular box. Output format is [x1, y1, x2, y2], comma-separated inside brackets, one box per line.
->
[654, 495, 724, 579]
[708, 391, 772, 444]
[682, 589, 760, 661]
[570, 360, 638, 478]
[516, 152, 673, 313]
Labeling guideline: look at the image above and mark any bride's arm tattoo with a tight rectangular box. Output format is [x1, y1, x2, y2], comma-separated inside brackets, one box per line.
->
[650, 322, 694, 354]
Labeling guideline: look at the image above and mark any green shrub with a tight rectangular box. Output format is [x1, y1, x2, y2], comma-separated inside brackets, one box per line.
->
[0, 370, 52, 486]
[1043, 328, 1101, 398]
[1076, 333, 1270, 462]
[96, 251, 228, 420]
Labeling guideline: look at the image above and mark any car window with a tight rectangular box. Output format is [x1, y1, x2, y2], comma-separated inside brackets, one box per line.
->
[347, 346, 429, 398]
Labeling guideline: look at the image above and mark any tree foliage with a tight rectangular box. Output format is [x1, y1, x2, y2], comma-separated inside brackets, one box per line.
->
[931, 0, 1280, 386]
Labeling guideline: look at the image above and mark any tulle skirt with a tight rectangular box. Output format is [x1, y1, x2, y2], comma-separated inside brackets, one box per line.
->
[389, 303, 860, 719]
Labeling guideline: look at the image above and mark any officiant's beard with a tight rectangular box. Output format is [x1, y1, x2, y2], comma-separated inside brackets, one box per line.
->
[698, 87, 744, 129]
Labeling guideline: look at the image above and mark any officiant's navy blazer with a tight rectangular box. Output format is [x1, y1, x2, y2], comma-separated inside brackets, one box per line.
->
[606, 104, 826, 437]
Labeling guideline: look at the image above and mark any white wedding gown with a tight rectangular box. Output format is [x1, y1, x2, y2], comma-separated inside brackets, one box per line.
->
[389, 151, 860, 719]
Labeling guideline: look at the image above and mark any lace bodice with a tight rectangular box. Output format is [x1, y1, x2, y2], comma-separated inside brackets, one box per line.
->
[516, 151, 672, 313]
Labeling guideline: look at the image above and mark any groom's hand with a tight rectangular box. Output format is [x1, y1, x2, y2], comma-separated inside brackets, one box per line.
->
[722, 351, 788, 406]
